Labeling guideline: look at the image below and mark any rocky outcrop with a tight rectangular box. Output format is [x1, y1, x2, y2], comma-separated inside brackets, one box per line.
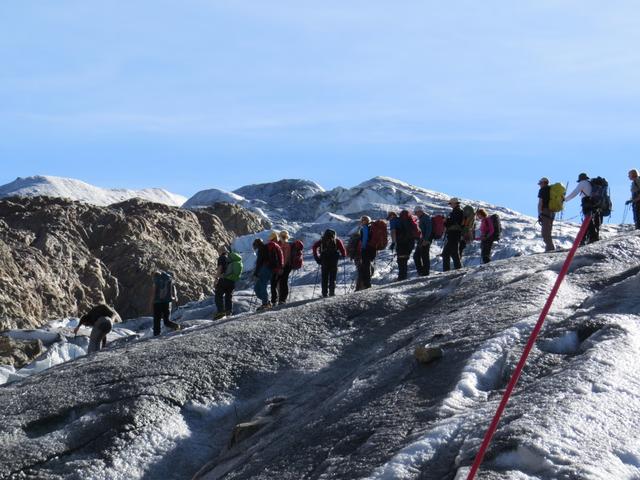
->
[0, 336, 43, 369]
[197, 202, 269, 237]
[0, 196, 264, 330]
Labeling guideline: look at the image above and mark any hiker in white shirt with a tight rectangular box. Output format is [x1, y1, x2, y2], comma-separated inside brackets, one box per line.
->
[564, 172, 601, 245]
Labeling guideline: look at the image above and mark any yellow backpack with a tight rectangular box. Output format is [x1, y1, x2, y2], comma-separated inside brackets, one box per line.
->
[549, 183, 566, 213]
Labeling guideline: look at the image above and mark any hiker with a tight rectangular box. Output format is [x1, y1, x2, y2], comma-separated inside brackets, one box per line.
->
[626, 169, 640, 229]
[389, 210, 418, 281]
[214, 248, 243, 319]
[475, 208, 495, 264]
[74, 304, 118, 353]
[564, 172, 601, 244]
[253, 234, 284, 311]
[357, 216, 376, 290]
[459, 205, 476, 259]
[272, 230, 293, 305]
[537, 177, 556, 252]
[252, 238, 272, 310]
[413, 206, 432, 276]
[442, 198, 464, 271]
[347, 232, 365, 291]
[312, 229, 347, 297]
[150, 270, 181, 336]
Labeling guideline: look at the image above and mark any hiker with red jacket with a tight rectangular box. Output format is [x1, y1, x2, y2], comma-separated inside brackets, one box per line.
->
[253, 235, 283, 311]
[313, 229, 347, 297]
[413, 206, 432, 276]
[443, 198, 464, 271]
[389, 210, 419, 281]
[272, 230, 293, 305]
[357, 216, 376, 290]
[475, 208, 495, 264]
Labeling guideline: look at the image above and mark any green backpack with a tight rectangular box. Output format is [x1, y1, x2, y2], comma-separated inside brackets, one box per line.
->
[224, 252, 243, 281]
[549, 183, 566, 213]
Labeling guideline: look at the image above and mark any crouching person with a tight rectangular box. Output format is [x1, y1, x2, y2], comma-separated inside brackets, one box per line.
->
[74, 304, 118, 353]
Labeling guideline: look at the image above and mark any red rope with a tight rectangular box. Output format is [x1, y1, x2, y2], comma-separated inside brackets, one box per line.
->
[466, 215, 593, 479]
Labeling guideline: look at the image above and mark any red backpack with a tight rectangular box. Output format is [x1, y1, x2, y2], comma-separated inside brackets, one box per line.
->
[368, 220, 388, 251]
[399, 210, 421, 240]
[267, 241, 284, 273]
[430, 215, 445, 240]
[290, 240, 304, 270]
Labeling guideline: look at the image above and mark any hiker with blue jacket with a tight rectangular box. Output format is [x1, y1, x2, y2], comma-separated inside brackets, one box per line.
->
[150, 271, 181, 336]
[413, 206, 432, 276]
[564, 172, 601, 245]
[357, 216, 375, 290]
[214, 248, 243, 319]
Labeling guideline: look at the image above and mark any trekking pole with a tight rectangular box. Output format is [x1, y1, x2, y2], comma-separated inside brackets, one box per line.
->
[342, 260, 348, 295]
[622, 203, 629, 227]
[312, 264, 320, 298]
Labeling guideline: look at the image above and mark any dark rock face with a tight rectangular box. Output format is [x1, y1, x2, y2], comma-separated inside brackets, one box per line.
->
[195, 203, 269, 238]
[0, 336, 43, 369]
[0, 196, 264, 330]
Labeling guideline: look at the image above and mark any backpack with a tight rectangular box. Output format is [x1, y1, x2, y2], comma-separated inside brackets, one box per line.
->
[346, 233, 361, 260]
[397, 210, 421, 241]
[225, 252, 243, 281]
[368, 220, 388, 251]
[266, 241, 284, 272]
[461, 205, 476, 241]
[430, 215, 445, 240]
[590, 177, 612, 216]
[490, 214, 502, 241]
[549, 183, 566, 213]
[321, 230, 338, 258]
[154, 271, 175, 303]
[290, 240, 304, 270]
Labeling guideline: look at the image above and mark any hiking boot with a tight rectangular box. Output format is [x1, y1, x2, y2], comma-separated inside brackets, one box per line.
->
[256, 303, 272, 312]
[225, 311, 233, 317]
[214, 312, 226, 320]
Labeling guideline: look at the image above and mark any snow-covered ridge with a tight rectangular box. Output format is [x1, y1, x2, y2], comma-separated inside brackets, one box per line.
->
[0, 175, 187, 207]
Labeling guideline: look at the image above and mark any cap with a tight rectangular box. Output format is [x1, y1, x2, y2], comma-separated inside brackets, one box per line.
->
[538, 177, 549, 185]
[577, 173, 589, 182]
[414, 206, 425, 213]
[386, 211, 398, 220]
[448, 197, 460, 205]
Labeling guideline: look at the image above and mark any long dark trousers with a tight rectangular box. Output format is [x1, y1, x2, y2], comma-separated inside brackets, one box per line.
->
[442, 233, 462, 271]
[153, 302, 179, 336]
[215, 278, 235, 314]
[413, 241, 431, 276]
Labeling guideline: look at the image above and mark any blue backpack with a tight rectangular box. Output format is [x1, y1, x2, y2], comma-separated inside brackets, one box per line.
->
[154, 272, 175, 303]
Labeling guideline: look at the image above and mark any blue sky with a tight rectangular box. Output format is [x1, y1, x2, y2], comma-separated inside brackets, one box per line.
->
[1, 1, 640, 223]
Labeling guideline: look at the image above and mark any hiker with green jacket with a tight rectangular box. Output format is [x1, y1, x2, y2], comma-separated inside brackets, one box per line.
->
[214, 249, 243, 319]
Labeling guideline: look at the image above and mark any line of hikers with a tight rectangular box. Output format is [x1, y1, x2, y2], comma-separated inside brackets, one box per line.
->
[76, 169, 636, 352]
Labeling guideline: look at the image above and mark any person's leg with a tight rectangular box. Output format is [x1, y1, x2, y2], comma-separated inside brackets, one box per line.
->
[413, 248, 424, 276]
[162, 302, 179, 330]
[321, 265, 329, 297]
[214, 280, 224, 313]
[279, 267, 291, 303]
[255, 267, 271, 305]
[328, 262, 338, 295]
[224, 279, 234, 314]
[451, 236, 462, 269]
[541, 210, 555, 251]
[481, 239, 491, 263]
[361, 256, 372, 289]
[422, 243, 431, 276]
[442, 240, 451, 272]
[397, 256, 408, 280]
[153, 303, 162, 336]
[270, 273, 279, 305]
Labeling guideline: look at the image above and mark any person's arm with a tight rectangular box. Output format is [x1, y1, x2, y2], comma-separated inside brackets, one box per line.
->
[337, 239, 347, 257]
[538, 196, 544, 215]
[312, 241, 321, 263]
[564, 184, 581, 202]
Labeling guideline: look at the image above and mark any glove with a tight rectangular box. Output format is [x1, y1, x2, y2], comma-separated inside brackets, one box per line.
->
[314, 256, 322, 265]
[626, 200, 632, 205]
[389, 242, 395, 251]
